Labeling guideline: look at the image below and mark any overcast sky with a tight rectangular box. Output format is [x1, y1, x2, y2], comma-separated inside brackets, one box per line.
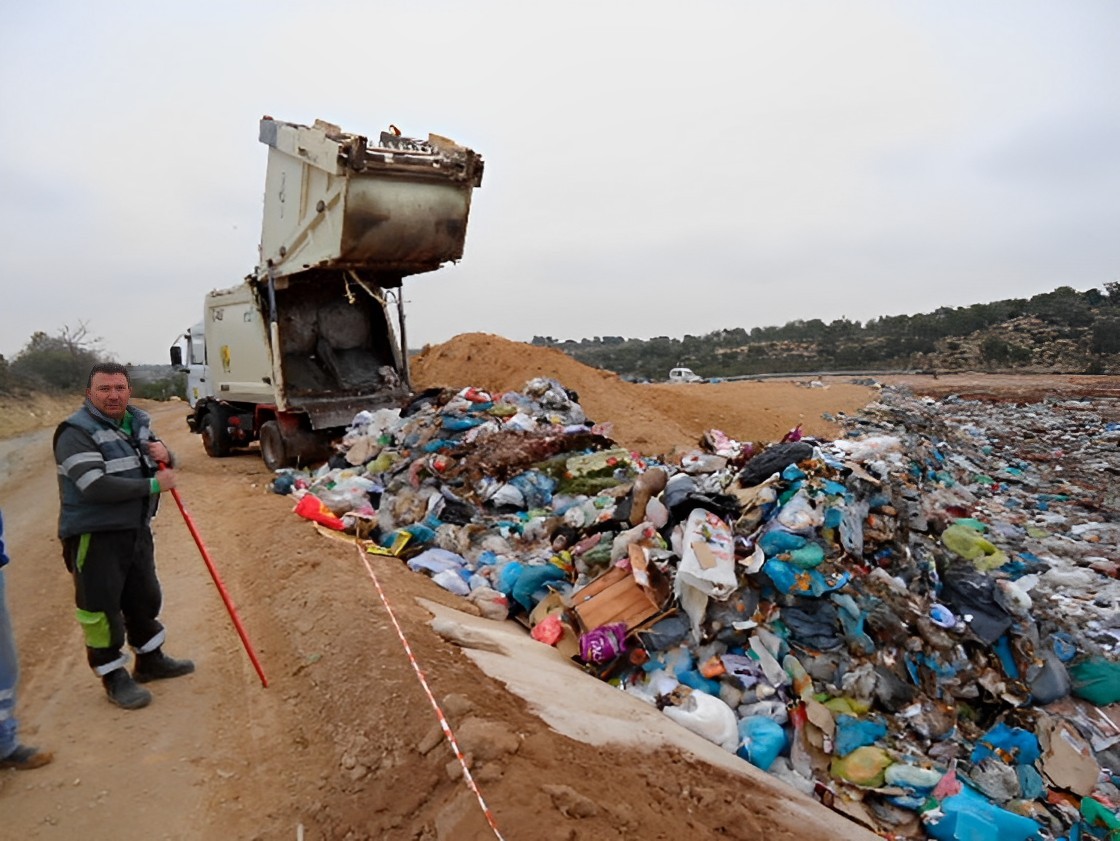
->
[2, 1, 1118, 364]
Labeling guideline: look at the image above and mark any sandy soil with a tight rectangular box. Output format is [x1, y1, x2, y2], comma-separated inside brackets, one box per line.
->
[2, 335, 1114, 839]
[0, 391, 78, 440]
[410, 334, 878, 457]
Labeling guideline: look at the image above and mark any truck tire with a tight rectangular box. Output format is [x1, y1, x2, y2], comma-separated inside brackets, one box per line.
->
[202, 409, 232, 458]
[259, 420, 291, 471]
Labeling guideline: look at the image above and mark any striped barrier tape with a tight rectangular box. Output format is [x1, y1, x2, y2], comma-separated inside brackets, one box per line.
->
[354, 543, 506, 840]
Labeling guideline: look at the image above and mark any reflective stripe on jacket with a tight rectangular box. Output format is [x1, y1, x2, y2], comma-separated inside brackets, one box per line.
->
[54, 404, 160, 539]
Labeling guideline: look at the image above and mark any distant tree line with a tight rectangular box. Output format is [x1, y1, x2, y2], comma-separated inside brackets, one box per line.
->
[5, 284, 1117, 400]
[0, 322, 185, 399]
[535, 283, 1120, 380]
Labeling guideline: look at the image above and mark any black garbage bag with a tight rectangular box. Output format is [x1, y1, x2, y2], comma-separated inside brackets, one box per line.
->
[738, 442, 815, 487]
[874, 664, 918, 712]
[663, 473, 741, 524]
[938, 563, 1013, 645]
[782, 599, 844, 652]
[435, 491, 478, 525]
[636, 613, 692, 651]
[400, 387, 449, 418]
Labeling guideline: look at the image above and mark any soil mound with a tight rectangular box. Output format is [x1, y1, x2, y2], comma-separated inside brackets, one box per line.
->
[411, 333, 878, 457]
[0, 391, 78, 439]
[411, 332, 622, 397]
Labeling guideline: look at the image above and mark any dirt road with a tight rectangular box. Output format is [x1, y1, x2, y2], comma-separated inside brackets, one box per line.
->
[0, 406, 300, 838]
[1, 393, 887, 840]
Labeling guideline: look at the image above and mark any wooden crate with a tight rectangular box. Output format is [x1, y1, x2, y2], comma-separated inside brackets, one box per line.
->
[570, 546, 670, 633]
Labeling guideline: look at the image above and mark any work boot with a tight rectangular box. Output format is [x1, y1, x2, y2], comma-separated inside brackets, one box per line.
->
[133, 648, 195, 683]
[0, 744, 53, 770]
[102, 668, 152, 710]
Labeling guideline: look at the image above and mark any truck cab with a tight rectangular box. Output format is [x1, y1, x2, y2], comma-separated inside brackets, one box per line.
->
[169, 321, 209, 408]
[669, 367, 704, 383]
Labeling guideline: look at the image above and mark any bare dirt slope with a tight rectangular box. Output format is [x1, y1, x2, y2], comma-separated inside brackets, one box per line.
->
[0, 391, 76, 440]
[411, 333, 876, 456]
[4, 338, 1116, 839]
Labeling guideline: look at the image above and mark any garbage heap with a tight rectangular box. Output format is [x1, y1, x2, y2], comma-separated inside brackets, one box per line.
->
[275, 378, 1120, 841]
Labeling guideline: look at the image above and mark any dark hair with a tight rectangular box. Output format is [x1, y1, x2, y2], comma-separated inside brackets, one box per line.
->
[87, 362, 131, 388]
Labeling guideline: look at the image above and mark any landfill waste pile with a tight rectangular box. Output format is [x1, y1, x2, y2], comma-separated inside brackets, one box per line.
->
[272, 377, 1120, 841]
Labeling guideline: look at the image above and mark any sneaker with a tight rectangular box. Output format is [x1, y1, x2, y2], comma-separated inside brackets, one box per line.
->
[102, 667, 153, 710]
[0, 745, 53, 770]
[133, 649, 195, 683]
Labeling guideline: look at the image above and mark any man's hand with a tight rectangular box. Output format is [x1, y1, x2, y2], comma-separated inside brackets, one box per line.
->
[155, 467, 177, 492]
[148, 441, 171, 465]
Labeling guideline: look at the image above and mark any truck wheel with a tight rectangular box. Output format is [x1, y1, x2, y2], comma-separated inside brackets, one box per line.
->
[202, 410, 232, 458]
[259, 420, 291, 471]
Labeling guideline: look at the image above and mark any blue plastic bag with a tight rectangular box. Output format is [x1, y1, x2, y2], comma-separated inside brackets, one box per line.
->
[736, 716, 785, 771]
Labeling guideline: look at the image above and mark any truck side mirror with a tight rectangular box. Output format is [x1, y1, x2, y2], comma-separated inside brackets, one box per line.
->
[170, 346, 184, 368]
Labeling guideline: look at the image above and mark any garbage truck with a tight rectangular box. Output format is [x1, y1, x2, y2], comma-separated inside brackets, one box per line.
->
[170, 116, 484, 470]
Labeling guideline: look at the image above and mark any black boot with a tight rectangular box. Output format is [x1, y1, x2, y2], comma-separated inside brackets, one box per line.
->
[133, 648, 195, 683]
[102, 668, 152, 710]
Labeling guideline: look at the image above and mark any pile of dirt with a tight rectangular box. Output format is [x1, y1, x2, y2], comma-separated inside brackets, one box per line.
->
[412, 332, 624, 398]
[412, 333, 877, 457]
[0, 390, 78, 439]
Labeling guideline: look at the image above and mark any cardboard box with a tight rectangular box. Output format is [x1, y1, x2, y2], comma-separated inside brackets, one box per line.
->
[570, 545, 671, 633]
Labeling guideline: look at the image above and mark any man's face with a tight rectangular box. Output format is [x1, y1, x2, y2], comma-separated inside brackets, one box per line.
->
[87, 373, 132, 420]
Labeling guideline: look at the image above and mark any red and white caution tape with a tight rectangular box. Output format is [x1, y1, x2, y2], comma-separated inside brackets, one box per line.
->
[354, 544, 506, 840]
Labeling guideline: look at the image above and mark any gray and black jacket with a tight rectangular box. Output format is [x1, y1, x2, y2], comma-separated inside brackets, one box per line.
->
[54, 401, 172, 540]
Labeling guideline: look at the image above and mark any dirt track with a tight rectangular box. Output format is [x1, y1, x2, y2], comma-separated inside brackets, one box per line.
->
[3, 345, 1117, 839]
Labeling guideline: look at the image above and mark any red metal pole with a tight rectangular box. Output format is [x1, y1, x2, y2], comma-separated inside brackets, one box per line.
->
[167, 486, 269, 688]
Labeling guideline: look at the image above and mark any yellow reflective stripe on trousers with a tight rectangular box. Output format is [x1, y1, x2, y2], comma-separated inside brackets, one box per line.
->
[75, 608, 111, 649]
[75, 533, 91, 573]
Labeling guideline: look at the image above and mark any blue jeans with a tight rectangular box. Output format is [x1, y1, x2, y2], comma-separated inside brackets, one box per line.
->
[0, 568, 20, 758]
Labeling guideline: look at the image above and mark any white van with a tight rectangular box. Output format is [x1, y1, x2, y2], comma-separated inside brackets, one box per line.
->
[669, 367, 704, 383]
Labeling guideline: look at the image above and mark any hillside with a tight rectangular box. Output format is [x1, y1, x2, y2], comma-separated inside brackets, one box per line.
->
[548, 283, 1120, 380]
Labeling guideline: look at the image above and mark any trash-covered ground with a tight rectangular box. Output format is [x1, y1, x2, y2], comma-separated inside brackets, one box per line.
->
[278, 378, 1120, 841]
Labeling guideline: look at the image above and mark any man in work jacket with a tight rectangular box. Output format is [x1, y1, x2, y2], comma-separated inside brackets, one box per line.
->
[54, 362, 194, 710]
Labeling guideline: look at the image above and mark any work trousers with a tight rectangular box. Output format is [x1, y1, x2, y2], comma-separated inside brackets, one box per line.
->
[0, 569, 20, 757]
[62, 529, 165, 676]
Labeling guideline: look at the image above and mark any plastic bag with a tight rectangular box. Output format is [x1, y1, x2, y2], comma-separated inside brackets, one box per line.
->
[774, 490, 823, 533]
[736, 716, 785, 770]
[508, 470, 557, 509]
[467, 586, 510, 621]
[315, 474, 377, 515]
[830, 746, 892, 787]
[941, 523, 1008, 571]
[834, 714, 887, 758]
[431, 569, 470, 596]
[579, 622, 627, 663]
[662, 687, 739, 753]
[924, 783, 1045, 841]
[1069, 657, 1120, 705]
[293, 494, 346, 530]
[406, 547, 465, 576]
[531, 614, 564, 645]
[675, 509, 737, 600]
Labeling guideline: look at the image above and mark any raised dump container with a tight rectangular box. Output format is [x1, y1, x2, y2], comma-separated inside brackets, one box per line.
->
[257, 116, 484, 279]
[173, 115, 484, 470]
